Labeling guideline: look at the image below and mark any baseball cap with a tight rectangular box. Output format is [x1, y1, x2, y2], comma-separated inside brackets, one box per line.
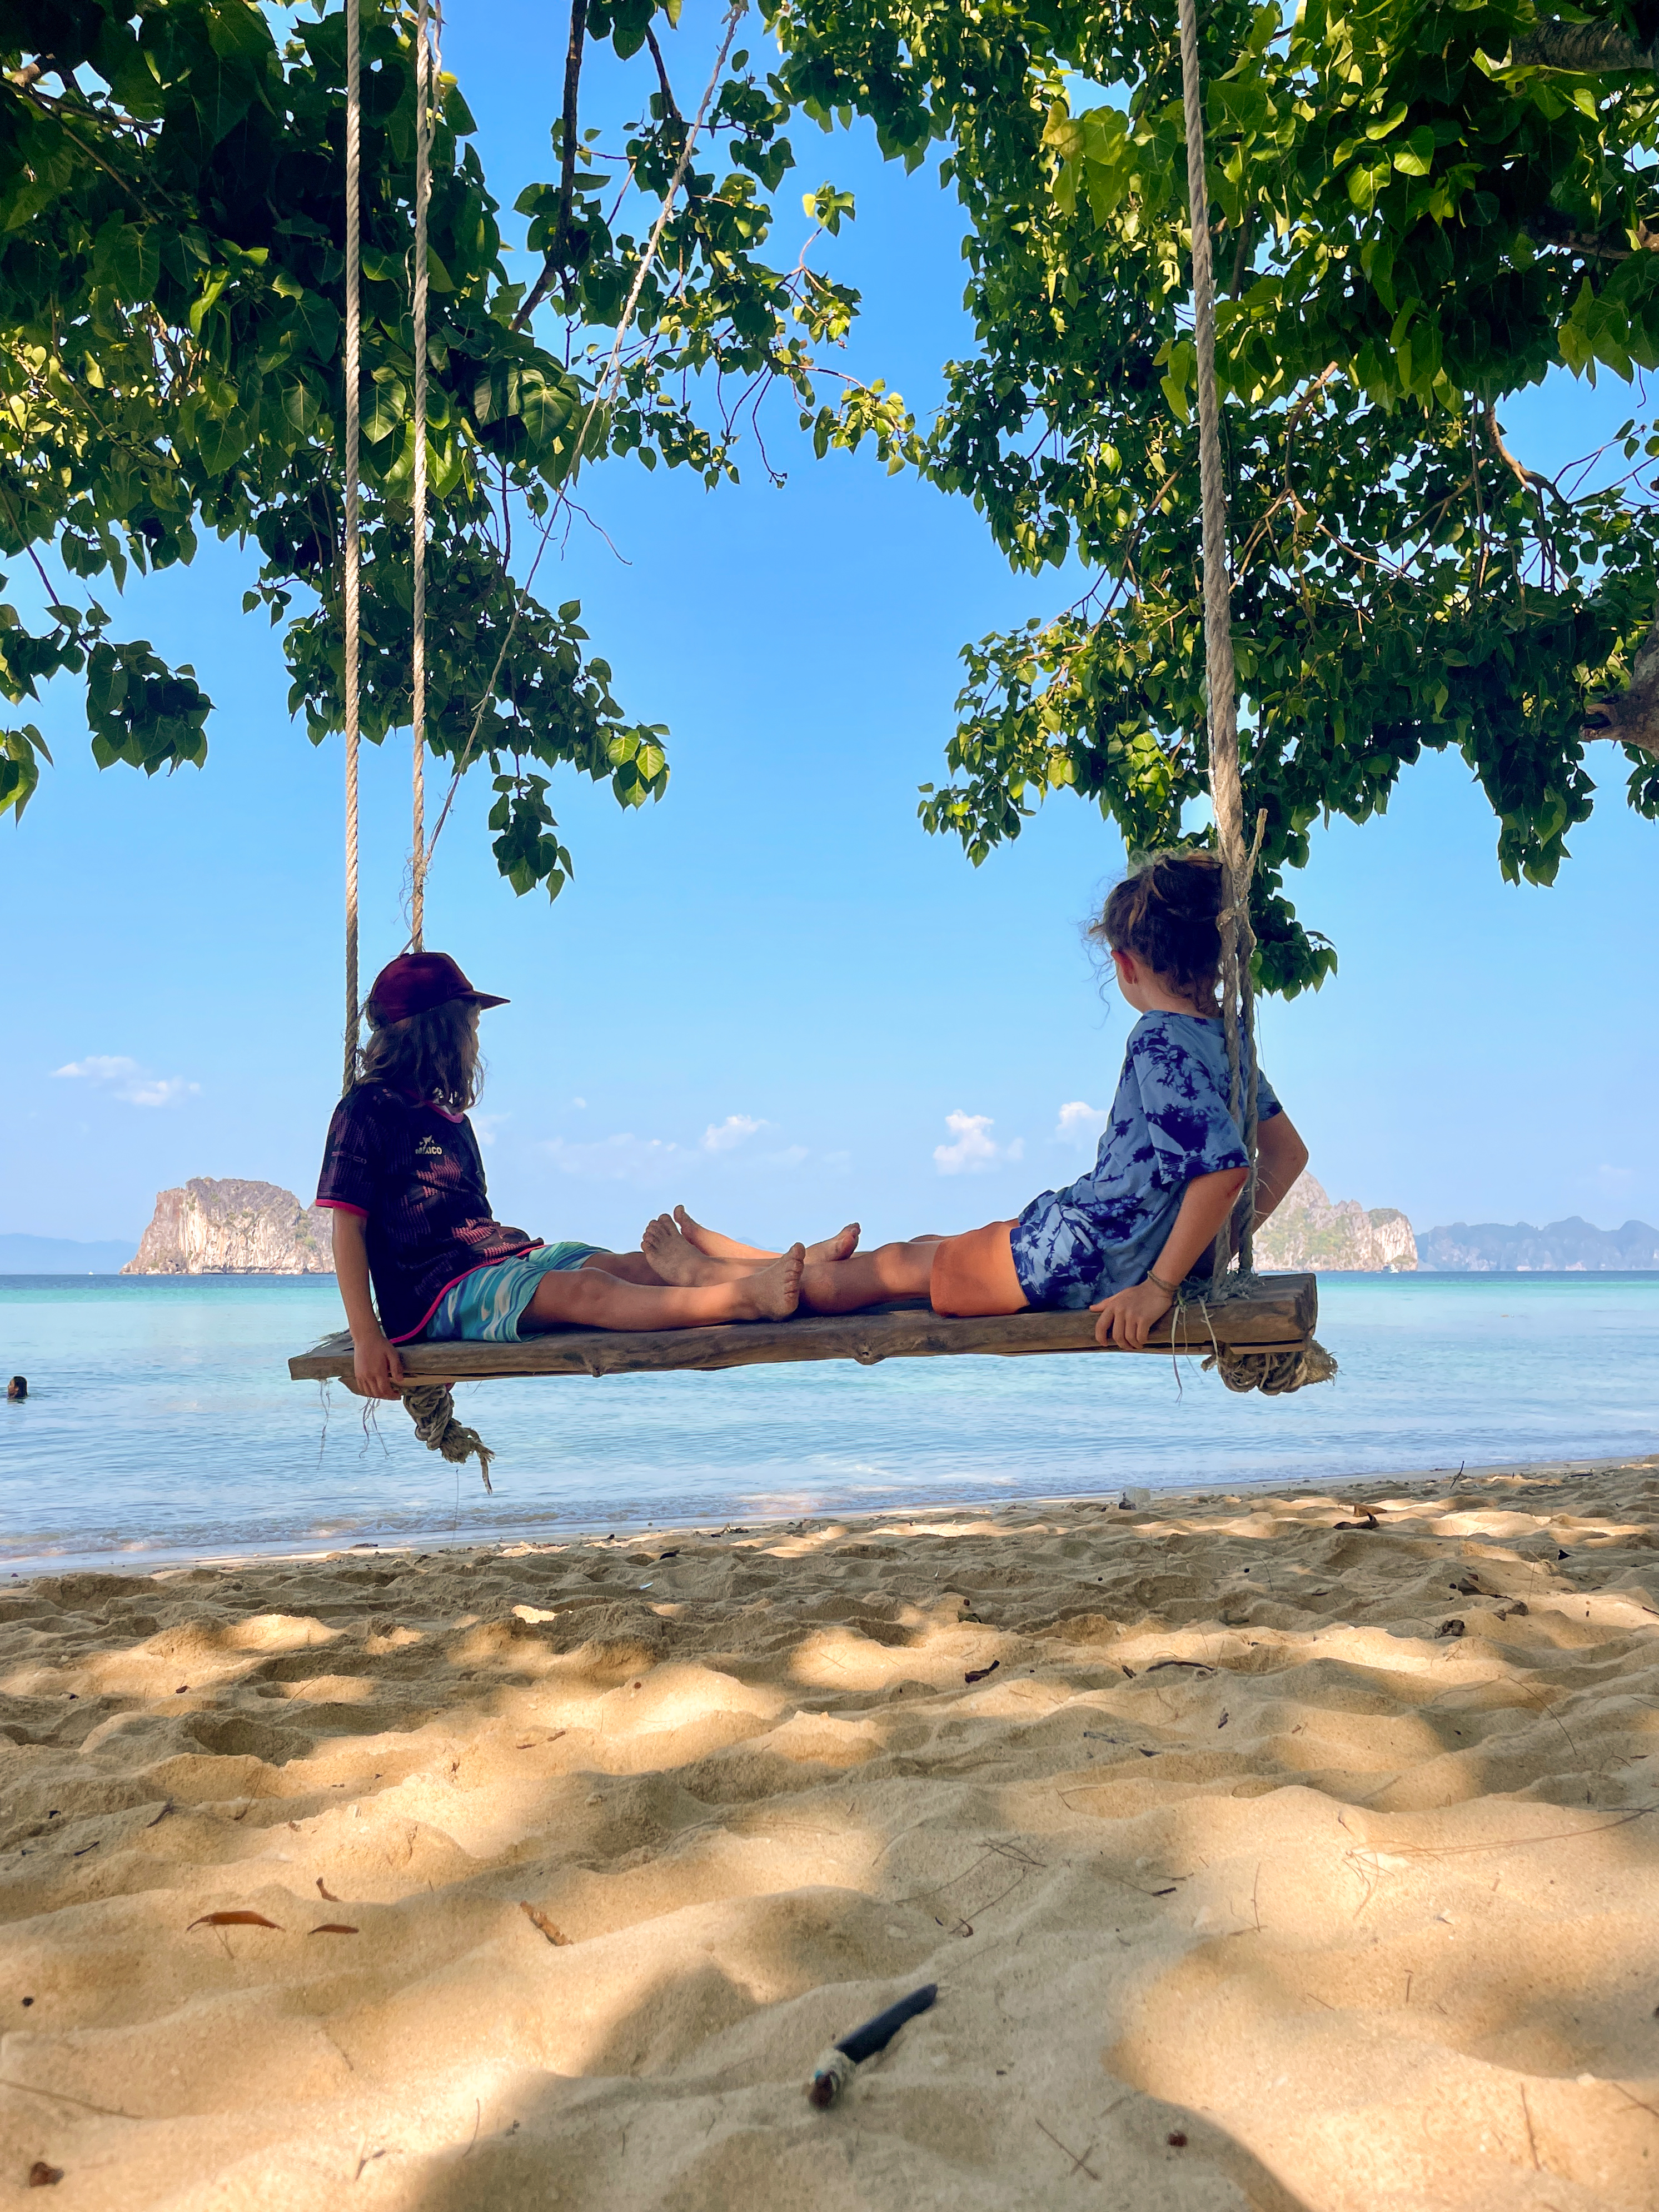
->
[365, 952, 509, 1024]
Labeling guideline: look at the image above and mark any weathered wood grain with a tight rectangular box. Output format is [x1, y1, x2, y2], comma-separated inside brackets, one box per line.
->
[288, 1274, 1316, 1384]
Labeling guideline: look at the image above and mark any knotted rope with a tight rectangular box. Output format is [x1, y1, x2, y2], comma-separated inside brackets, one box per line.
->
[400, 1382, 495, 1489]
[1206, 1337, 1339, 1395]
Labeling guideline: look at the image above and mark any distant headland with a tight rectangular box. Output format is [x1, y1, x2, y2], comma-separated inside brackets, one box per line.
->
[1253, 1173, 1659, 1272]
[1418, 1217, 1659, 1271]
[121, 1178, 333, 1276]
[11, 1172, 1658, 1278]
[1253, 1173, 1417, 1272]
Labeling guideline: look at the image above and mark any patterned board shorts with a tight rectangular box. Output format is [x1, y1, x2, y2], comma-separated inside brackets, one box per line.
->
[424, 1243, 605, 1341]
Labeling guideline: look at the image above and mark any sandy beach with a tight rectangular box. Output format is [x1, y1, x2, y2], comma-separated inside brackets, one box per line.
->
[4, 1461, 1658, 2210]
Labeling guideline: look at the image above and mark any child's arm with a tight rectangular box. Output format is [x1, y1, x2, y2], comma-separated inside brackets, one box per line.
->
[1091, 1165, 1248, 1349]
[331, 1210, 406, 1400]
[1252, 1110, 1308, 1228]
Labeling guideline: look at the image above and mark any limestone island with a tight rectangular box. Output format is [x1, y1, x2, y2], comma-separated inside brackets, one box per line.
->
[1253, 1170, 1416, 1272]
[121, 1177, 334, 1275]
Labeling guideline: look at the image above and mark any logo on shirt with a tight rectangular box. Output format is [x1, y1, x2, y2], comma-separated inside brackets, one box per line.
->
[415, 1135, 445, 1159]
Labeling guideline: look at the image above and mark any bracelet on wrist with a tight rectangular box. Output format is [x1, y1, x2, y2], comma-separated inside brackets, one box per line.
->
[1145, 1269, 1179, 1297]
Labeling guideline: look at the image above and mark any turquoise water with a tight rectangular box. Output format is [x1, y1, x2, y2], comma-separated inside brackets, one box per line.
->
[2, 1272, 1656, 1570]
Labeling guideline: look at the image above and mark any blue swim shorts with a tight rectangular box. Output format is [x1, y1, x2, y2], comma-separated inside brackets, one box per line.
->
[424, 1243, 605, 1341]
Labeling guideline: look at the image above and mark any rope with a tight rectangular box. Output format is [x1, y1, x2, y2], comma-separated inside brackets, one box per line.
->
[1173, 8, 1329, 1398]
[1206, 1338, 1339, 1394]
[342, 0, 362, 1093]
[408, 0, 434, 950]
[400, 1382, 495, 1489]
[1175, 0, 1253, 1293]
[419, 0, 749, 880]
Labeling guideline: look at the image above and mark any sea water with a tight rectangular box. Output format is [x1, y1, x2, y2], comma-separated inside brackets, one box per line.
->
[2, 1272, 1655, 1570]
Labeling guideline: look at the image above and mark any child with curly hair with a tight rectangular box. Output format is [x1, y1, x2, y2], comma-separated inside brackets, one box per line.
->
[642, 850, 1308, 1347]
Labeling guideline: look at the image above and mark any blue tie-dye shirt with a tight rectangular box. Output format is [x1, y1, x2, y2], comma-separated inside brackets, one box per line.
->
[1008, 1012, 1281, 1311]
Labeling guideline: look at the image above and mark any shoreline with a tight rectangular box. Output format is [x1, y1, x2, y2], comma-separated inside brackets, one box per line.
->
[7, 1449, 1655, 1584]
[4, 1457, 1656, 2208]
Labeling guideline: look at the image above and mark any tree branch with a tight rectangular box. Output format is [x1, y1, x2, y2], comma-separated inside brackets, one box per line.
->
[644, 24, 682, 122]
[1511, 22, 1659, 74]
[643, 25, 703, 213]
[1482, 403, 1570, 522]
[1523, 210, 1659, 265]
[1228, 207, 1256, 297]
[511, 0, 589, 331]
[1583, 614, 1659, 758]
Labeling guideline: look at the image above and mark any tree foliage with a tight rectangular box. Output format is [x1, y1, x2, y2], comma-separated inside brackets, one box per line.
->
[0, 0, 904, 895]
[764, 0, 1659, 990]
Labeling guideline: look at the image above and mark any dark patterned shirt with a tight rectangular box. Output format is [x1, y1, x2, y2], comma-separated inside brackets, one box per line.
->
[1009, 1012, 1281, 1310]
[315, 1085, 538, 1343]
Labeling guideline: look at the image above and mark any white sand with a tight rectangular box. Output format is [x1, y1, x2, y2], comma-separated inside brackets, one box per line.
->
[4, 1462, 1658, 2210]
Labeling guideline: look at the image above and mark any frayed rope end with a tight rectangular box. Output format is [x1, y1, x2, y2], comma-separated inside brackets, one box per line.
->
[400, 1382, 495, 1491]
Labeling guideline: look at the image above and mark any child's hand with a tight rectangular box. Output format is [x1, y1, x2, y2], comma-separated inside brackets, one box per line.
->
[352, 1332, 406, 1400]
[1091, 1276, 1174, 1350]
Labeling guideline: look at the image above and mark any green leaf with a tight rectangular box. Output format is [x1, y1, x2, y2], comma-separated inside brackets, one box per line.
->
[0, 725, 49, 821]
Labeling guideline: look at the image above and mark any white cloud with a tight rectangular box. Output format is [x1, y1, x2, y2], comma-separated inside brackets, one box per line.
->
[702, 1114, 768, 1153]
[934, 1111, 1023, 1175]
[763, 1145, 809, 1169]
[56, 1054, 139, 1083]
[54, 1055, 200, 1108]
[571, 1096, 587, 1109]
[1056, 1099, 1110, 1144]
[471, 1112, 509, 1148]
[540, 1133, 685, 1184]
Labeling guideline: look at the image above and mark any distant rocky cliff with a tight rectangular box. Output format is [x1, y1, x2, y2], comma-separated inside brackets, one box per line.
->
[1254, 1172, 1417, 1272]
[122, 1179, 334, 1275]
[1419, 1217, 1659, 1271]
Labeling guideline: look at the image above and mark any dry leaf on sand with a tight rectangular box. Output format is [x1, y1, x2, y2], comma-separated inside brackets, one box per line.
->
[187, 1911, 283, 1931]
[520, 1902, 571, 1946]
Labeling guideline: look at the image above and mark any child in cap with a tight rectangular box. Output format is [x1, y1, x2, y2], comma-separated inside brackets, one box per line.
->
[316, 953, 806, 1399]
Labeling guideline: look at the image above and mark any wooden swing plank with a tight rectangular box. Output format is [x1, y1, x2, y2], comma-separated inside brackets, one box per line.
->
[288, 1272, 1316, 1385]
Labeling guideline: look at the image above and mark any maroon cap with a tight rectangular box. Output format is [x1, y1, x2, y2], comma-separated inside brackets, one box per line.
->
[366, 952, 509, 1024]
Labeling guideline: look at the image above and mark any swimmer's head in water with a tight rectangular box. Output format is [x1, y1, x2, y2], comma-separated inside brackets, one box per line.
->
[6, 1375, 25, 1401]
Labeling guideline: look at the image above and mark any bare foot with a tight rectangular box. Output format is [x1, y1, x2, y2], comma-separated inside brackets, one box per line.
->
[732, 1244, 804, 1321]
[672, 1204, 754, 1260]
[641, 1213, 728, 1286]
[672, 1203, 859, 1266]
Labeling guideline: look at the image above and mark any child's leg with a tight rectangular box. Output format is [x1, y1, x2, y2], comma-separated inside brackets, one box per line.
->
[576, 1249, 666, 1286]
[793, 1238, 941, 1314]
[927, 1220, 1027, 1317]
[670, 1206, 860, 1266]
[639, 1219, 937, 1309]
[796, 1222, 1024, 1316]
[524, 1247, 804, 1332]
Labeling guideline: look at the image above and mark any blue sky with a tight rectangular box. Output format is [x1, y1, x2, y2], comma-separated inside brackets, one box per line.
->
[4, 3, 1656, 1253]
